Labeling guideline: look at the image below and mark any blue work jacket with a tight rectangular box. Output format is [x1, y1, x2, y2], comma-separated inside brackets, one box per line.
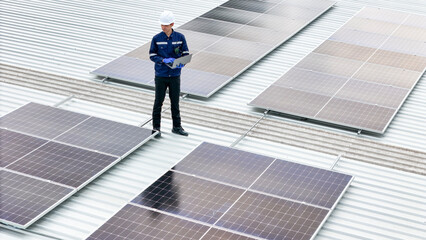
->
[149, 30, 189, 77]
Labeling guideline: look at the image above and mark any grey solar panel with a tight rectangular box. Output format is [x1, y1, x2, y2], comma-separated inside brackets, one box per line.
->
[55, 116, 153, 156]
[91, 0, 336, 97]
[335, 79, 409, 109]
[86, 204, 211, 240]
[0, 170, 73, 228]
[273, 68, 347, 96]
[6, 141, 117, 188]
[91, 56, 155, 85]
[0, 103, 154, 228]
[132, 171, 245, 224]
[216, 191, 329, 240]
[0, 129, 48, 167]
[88, 142, 352, 240]
[250, 7, 426, 133]
[315, 98, 396, 133]
[201, 6, 260, 25]
[0, 102, 89, 139]
[250, 160, 353, 208]
[250, 85, 332, 117]
[174, 142, 274, 188]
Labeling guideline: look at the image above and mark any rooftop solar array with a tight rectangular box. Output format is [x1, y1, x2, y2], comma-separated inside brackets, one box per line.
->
[249, 7, 426, 133]
[0, 102, 154, 228]
[87, 142, 352, 240]
[92, 0, 336, 97]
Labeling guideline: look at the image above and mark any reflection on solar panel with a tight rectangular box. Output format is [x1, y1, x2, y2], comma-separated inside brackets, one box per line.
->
[0, 102, 154, 228]
[250, 7, 426, 133]
[87, 142, 352, 240]
[0, 170, 73, 228]
[91, 0, 336, 97]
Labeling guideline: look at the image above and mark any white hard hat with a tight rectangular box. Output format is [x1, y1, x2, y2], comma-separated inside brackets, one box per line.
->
[159, 10, 175, 25]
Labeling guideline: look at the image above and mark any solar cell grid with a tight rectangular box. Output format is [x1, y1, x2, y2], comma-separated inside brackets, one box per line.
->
[0, 170, 73, 228]
[131, 171, 245, 224]
[273, 68, 347, 96]
[380, 36, 426, 57]
[173, 142, 274, 188]
[227, 24, 291, 45]
[314, 40, 377, 62]
[0, 102, 89, 139]
[91, 56, 155, 84]
[178, 69, 230, 97]
[368, 49, 426, 72]
[215, 191, 329, 240]
[355, 7, 408, 24]
[177, 29, 223, 53]
[55, 116, 153, 156]
[221, 0, 276, 14]
[342, 17, 399, 35]
[86, 204, 211, 240]
[201, 6, 260, 25]
[0, 129, 48, 167]
[330, 28, 389, 49]
[247, 13, 305, 32]
[6, 141, 118, 188]
[391, 24, 426, 42]
[404, 14, 426, 29]
[250, 86, 332, 117]
[250, 160, 353, 208]
[335, 79, 409, 109]
[267, 3, 323, 20]
[204, 37, 272, 61]
[125, 43, 151, 60]
[353, 63, 422, 89]
[180, 17, 241, 37]
[186, 51, 252, 77]
[295, 52, 364, 78]
[315, 98, 396, 133]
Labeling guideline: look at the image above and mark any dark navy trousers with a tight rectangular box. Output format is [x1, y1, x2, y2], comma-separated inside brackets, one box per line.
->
[152, 75, 181, 129]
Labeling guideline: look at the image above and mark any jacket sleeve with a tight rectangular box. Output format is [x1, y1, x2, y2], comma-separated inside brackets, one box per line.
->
[149, 38, 164, 64]
[181, 35, 189, 56]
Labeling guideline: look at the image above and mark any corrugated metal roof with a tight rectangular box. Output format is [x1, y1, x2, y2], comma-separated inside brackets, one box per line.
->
[1, 0, 426, 239]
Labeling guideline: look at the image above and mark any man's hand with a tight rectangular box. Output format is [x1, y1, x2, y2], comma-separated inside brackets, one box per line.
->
[176, 64, 184, 69]
[163, 58, 175, 64]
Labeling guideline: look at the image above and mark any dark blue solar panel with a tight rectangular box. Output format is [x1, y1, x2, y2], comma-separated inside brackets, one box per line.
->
[173, 142, 274, 188]
[0, 128, 48, 167]
[7, 141, 118, 188]
[0, 102, 89, 139]
[251, 160, 353, 208]
[132, 171, 245, 224]
[0, 170, 73, 228]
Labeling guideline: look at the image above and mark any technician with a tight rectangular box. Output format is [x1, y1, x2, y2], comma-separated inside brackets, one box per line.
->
[149, 10, 189, 136]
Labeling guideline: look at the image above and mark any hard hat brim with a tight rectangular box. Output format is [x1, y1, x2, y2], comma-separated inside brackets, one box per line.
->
[159, 20, 174, 25]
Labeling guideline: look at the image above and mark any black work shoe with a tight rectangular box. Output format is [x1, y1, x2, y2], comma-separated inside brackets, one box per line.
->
[152, 128, 161, 137]
[172, 127, 188, 136]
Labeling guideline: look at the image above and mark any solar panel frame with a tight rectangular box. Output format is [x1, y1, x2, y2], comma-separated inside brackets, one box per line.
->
[249, 7, 426, 133]
[91, 0, 337, 97]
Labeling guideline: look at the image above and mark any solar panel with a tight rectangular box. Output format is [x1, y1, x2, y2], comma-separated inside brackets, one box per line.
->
[174, 142, 274, 188]
[55, 116, 153, 156]
[6, 141, 117, 188]
[0, 129, 48, 167]
[0, 102, 89, 139]
[250, 160, 353, 208]
[91, 0, 336, 97]
[215, 191, 329, 240]
[0, 170, 73, 228]
[131, 171, 245, 224]
[0, 102, 154, 228]
[88, 142, 352, 240]
[87, 204, 211, 240]
[250, 7, 426, 133]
